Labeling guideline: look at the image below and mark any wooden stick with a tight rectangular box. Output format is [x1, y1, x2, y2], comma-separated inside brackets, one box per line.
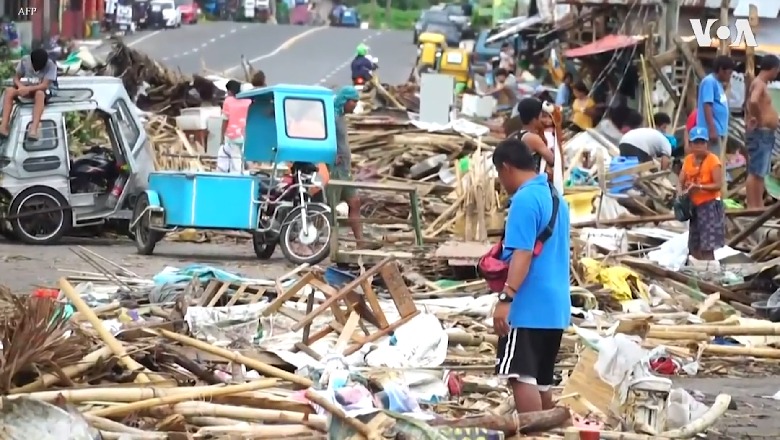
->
[305, 389, 381, 440]
[59, 278, 162, 383]
[662, 393, 731, 438]
[148, 328, 313, 387]
[10, 345, 113, 393]
[87, 378, 279, 417]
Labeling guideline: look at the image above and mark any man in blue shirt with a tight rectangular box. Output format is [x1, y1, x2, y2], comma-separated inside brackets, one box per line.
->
[491, 137, 571, 414]
[696, 56, 734, 155]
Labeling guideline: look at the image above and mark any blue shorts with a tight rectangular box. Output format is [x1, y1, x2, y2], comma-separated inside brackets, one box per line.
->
[746, 128, 775, 177]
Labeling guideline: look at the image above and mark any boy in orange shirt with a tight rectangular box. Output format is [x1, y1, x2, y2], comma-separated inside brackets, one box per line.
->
[678, 127, 725, 268]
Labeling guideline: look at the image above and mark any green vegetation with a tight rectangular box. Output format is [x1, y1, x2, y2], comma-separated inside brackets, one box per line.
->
[355, 5, 420, 30]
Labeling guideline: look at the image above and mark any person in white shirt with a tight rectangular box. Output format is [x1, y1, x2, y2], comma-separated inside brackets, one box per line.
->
[617, 110, 673, 169]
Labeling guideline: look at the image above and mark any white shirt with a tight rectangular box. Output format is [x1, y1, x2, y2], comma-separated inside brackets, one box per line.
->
[619, 128, 672, 157]
[216, 142, 244, 174]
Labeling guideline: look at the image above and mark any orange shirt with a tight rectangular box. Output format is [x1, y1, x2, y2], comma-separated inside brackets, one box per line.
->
[682, 152, 721, 206]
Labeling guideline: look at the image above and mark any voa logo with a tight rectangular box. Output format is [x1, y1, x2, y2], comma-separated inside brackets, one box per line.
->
[689, 19, 758, 48]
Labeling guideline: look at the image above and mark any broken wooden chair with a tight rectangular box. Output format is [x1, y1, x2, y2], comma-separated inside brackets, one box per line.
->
[264, 257, 419, 358]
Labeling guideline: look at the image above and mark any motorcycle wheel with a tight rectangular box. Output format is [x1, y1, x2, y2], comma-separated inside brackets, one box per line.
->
[279, 204, 331, 265]
[252, 231, 277, 259]
[133, 194, 165, 255]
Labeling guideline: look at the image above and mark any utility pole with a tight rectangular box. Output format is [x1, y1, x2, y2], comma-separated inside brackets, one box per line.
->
[384, 0, 391, 29]
[718, 0, 729, 196]
[663, 0, 680, 52]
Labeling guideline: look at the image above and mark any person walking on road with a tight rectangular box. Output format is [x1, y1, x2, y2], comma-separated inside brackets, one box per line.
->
[745, 55, 780, 208]
[696, 56, 734, 156]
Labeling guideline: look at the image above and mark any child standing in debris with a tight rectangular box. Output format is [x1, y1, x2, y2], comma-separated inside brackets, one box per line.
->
[217, 80, 250, 174]
[678, 127, 725, 271]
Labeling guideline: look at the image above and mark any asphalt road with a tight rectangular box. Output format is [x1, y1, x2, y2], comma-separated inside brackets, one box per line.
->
[114, 22, 416, 86]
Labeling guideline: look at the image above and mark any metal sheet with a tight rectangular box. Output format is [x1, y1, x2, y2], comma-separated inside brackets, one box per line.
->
[564, 34, 644, 58]
[485, 15, 545, 43]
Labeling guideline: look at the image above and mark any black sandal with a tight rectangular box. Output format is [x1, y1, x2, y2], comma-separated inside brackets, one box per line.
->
[0, 132, 8, 140]
[26, 133, 38, 142]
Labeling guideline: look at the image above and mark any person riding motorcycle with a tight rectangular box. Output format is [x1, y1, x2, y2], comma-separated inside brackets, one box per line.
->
[350, 44, 374, 84]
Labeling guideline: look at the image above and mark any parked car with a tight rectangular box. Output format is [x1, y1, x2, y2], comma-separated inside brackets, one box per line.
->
[175, 0, 199, 23]
[413, 9, 448, 43]
[148, 0, 181, 28]
[432, 3, 473, 38]
[420, 20, 461, 47]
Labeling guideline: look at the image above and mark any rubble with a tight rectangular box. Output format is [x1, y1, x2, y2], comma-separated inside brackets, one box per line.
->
[12, 26, 780, 438]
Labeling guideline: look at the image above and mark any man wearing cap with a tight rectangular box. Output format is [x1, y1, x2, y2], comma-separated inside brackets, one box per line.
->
[678, 127, 725, 271]
[329, 86, 380, 250]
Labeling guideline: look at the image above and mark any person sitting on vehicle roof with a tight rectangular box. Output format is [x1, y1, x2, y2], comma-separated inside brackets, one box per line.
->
[0, 48, 58, 142]
[350, 44, 374, 83]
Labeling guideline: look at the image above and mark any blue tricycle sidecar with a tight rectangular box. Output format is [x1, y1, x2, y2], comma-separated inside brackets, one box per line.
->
[131, 84, 338, 265]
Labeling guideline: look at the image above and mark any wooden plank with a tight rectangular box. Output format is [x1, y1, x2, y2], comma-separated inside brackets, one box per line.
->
[293, 342, 322, 360]
[379, 261, 418, 318]
[290, 258, 393, 332]
[262, 272, 316, 316]
[278, 306, 306, 322]
[206, 282, 232, 307]
[344, 311, 420, 356]
[361, 279, 389, 329]
[328, 179, 415, 193]
[334, 312, 361, 355]
[247, 287, 267, 304]
[197, 279, 220, 306]
[225, 284, 249, 306]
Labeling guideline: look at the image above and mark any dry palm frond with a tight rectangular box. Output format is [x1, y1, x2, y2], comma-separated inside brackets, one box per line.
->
[0, 289, 91, 393]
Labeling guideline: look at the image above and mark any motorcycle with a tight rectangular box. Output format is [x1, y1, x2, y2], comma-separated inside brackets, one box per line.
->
[251, 162, 330, 264]
[69, 146, 121, 194]
[352, 55, 379, 92]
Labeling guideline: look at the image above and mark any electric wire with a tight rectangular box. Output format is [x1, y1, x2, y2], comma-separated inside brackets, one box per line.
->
[587, 0, 641, 98]
[605, 5, 654, 109]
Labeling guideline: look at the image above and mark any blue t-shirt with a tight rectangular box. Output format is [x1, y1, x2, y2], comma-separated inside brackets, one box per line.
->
[500, 175, 571, 330]
[696, 74, 729, 136]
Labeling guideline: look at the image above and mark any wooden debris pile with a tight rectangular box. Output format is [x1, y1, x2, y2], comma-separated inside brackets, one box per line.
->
[0, 252, 582, 439]
[98, 39, 223, 116]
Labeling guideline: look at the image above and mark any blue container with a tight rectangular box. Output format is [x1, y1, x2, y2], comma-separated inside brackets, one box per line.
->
[608, 156, 639, 195]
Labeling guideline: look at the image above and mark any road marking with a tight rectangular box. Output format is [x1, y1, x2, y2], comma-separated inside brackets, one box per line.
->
[127, 30, 162, 47]
[222, 26, 327, 75]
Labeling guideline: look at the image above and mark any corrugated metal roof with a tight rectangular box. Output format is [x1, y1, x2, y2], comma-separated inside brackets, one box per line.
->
[678, 0, 738, 8]
[564, 34, 644, 58]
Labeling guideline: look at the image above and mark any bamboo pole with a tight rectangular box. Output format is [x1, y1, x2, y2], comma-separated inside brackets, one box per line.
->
[148, 328, 313, 387]
[87, 378, 279, 418]
[651, 324, 780, 336]
[59, 278, 164, 383]
[10, 345, 113, 393]
[160, 401, 327, 430]
[11, 384, 288, 403]
[305, 389, 381, 440]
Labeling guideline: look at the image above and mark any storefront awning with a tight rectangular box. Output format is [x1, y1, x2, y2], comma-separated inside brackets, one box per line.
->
[564, 35, 644, 58]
